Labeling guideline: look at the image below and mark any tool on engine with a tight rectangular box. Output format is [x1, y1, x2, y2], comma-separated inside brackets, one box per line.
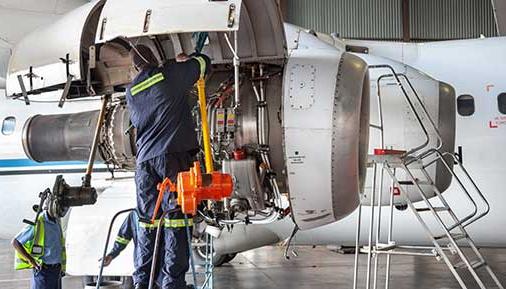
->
[153, 162, 233, 217]
[49, 175, 97, 218]
[22, 175, 98, 226]
[83, 94, 111, 188]
[197, 77, 214, 173]
[177, 161, 233, 215]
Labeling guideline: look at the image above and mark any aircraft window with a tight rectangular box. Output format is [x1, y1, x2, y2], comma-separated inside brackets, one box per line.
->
[457, 95, 475, 116]
[1, 116, 16, 135]
[498, 93, 506, 114]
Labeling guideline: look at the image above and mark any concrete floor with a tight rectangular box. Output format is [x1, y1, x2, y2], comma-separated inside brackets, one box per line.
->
[1, 240, 506, 289]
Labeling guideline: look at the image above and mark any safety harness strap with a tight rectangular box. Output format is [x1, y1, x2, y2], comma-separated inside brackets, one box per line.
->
[130, 72, 165, 96]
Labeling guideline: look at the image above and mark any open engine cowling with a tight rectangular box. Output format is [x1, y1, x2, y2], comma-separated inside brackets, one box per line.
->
[14, 1, 373, 231]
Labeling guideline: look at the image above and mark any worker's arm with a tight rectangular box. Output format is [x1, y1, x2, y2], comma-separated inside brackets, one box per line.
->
[11, 238, 40, 270]
[165, 53, 211, 89]
[102, 213, 135, 266]
[13, 225, 41, 270]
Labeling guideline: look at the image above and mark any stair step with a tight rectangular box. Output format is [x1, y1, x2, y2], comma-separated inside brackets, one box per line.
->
[398, 180, 433, 186]
[416, 207, 449, 212]
[454, 259, 487, 270]
[367, 155, 423, 168]
[375, 242, 397, 252]
[434, 233, 467, 241]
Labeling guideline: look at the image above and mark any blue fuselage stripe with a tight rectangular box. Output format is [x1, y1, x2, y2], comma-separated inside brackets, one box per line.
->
[0, 159, 87, 168]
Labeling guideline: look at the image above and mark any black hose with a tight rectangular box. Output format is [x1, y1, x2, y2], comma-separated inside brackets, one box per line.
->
[96, 208, 136, 289]
[147, 208, 180, 289]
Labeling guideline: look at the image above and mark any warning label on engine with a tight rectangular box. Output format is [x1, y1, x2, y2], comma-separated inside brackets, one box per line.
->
[288, 153, 306, 165]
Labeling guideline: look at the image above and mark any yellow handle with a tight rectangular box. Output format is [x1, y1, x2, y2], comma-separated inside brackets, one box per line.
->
[197, 77, 214, 173]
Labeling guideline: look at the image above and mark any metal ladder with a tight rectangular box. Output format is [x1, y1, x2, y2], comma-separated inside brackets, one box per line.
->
[353, 65, 504, 289]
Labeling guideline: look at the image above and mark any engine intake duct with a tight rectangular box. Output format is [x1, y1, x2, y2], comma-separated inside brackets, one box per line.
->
[23, 110, 101, 162]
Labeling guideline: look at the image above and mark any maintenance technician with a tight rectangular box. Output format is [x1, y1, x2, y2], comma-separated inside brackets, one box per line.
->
[101, 211, 139, 268]
[100, 211, 163, 288]
[126, 44, 210, 289]
[12, 208, 66, 289]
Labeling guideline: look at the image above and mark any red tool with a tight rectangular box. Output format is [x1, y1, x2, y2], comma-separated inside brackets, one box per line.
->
[153, 162, 233, 217]
[151, 177, 176, 224]
[176, 161, 233, 215]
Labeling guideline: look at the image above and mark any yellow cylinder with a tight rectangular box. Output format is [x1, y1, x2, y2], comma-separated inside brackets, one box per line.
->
[197, 77, 214, 173]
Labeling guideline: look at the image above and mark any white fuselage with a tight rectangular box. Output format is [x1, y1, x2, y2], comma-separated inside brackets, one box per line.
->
[291, 36, 506, 247]
[1, 34, 506, 276]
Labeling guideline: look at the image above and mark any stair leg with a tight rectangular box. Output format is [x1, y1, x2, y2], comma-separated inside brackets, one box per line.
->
[384, 165, 470, 289]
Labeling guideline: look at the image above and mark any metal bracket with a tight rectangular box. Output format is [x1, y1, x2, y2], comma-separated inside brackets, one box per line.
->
[227, 4, 236, 28]
[58, 53, 75, 108]
[99, 18, 107, 41]
[143, 9, 152, 33]
[24, 66, 40, 91]
[87, 46, 97, 96]
[58, 75, 74, 108]
[16, 75, 30, 105]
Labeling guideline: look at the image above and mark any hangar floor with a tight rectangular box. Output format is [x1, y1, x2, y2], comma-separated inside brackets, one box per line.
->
[1, 240, 505, 289]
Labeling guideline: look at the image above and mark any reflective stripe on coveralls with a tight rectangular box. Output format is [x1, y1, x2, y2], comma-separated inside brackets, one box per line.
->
[138, 218, 193, 229]
[131, 73, 165, 96]
[14, 215, 66, 271]
[115, 236, 131, 246]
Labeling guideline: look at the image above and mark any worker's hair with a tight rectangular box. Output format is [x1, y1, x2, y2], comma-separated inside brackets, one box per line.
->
[130, 44, 158, 71]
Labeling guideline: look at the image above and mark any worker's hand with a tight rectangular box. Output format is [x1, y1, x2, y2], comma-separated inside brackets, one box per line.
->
[99, 255, 114, 267]
[176, 53, 190, 62]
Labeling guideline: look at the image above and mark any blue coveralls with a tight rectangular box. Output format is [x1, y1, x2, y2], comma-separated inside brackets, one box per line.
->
[15, 212, 64, 289]
[126, 54, 210, 289]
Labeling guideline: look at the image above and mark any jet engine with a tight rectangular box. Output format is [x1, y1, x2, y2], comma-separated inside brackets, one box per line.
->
[6, 0, 455, 232]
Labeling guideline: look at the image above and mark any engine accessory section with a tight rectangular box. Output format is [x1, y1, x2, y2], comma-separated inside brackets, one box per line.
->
[222, 159, 266, 211]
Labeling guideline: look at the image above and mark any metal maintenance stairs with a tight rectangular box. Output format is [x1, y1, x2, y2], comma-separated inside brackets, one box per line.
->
[352, 65, 504, 289]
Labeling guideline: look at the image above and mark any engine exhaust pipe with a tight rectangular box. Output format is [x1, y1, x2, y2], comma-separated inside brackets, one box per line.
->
[22, 110, 101, 162]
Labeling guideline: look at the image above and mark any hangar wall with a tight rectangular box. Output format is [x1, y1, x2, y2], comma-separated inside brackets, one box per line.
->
[286, 0, 498, 41]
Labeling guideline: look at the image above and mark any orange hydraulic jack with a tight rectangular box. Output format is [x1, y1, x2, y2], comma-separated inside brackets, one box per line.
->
[151, 161, 233, 220]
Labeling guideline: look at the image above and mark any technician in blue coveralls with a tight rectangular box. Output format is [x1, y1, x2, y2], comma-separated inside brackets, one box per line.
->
[100, 211, 163, 288]
[126, 44, 210, 289]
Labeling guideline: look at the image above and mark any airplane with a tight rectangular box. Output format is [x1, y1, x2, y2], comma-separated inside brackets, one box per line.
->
[0, 0, 505, 286]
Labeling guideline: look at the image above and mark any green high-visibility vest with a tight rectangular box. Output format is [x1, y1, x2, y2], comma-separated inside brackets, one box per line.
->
[14, 214, 67, 271]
